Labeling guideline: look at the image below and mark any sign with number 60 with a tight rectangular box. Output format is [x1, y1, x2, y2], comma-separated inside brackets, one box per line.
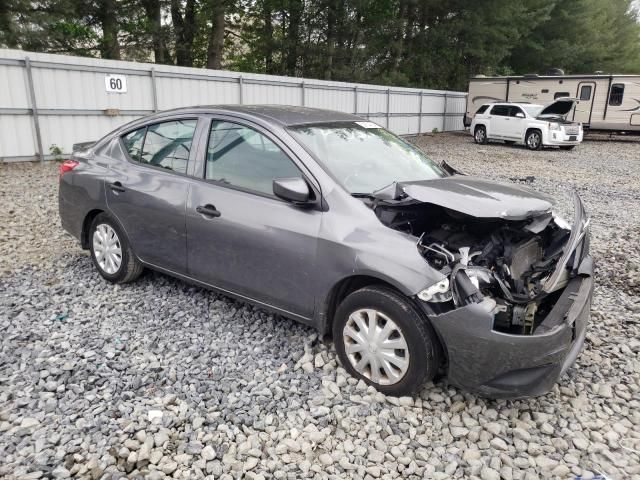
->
[105, 74, 127, 93]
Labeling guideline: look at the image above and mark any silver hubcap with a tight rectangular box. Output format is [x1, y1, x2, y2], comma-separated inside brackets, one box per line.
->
[92, 224, 122, 274]
[527, 133, 540, 148]
[475, 129, 485, 142]
[343, 309, 410, 385]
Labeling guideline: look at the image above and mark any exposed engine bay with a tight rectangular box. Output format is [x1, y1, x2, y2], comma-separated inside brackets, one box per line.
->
[369, 191, 578, 335]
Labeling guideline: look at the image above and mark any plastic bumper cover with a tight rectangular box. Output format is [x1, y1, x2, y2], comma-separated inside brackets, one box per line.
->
[425, 255, 593, 398]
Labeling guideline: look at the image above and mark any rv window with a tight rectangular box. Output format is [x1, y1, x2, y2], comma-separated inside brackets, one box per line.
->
[490, 105, 509, 116]
[541, 89, 549, 93]
[579, 85, 592, 100]
[609, 84, 624, 106]
[476, 105, 489, 115]
[554, 92, 570, 100]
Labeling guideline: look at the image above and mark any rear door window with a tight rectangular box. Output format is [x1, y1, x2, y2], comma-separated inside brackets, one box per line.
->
[141, 120, 197, 174]
[490, 105, 509, 116]
[121, 119, 197, 174]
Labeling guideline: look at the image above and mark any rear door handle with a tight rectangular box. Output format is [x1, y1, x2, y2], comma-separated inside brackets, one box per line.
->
[196, 204, 221, 218]
[109, 181, 125, 193]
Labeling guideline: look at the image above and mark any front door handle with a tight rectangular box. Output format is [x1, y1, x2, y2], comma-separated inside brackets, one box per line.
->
[109, 181, 125, 193]
[196, 204, 221, 218]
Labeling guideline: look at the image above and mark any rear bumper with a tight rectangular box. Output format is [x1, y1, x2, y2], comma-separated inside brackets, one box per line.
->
[425, 255, 593, 398]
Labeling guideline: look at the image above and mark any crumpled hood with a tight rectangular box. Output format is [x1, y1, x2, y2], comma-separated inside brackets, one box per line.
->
[401, 176, 553, 220]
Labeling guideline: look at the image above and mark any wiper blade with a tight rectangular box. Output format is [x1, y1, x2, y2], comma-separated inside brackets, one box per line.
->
[351, 192, 376, 198]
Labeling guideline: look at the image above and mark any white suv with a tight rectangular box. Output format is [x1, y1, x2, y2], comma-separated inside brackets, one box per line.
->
[470, 99, 583, 150]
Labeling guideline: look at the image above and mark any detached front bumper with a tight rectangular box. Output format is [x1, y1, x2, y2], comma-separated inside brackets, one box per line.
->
[425, 258, 592, 398]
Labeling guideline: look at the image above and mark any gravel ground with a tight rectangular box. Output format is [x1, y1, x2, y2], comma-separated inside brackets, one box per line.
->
[1, 133, 639, 480]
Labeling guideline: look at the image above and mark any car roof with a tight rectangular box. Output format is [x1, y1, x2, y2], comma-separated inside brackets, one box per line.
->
[139, 105, 363, 127]
[489, 102, 542, 108]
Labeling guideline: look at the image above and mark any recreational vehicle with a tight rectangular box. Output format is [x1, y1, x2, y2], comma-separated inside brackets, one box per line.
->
[465, 74, 640, 134]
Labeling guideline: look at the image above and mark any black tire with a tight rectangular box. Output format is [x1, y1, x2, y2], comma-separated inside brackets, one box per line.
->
[474, 125, 488, 145]
[525, 129, 543, 150]
[89, 213, 143, 283]
[560, 145, 575, 150]
[333, 286, 442, 397]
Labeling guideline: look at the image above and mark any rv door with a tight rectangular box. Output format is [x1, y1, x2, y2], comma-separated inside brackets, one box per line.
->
[573, 82, 596, 124]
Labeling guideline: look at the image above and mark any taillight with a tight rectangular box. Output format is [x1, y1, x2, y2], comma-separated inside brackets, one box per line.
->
[59, 159, 79, 178]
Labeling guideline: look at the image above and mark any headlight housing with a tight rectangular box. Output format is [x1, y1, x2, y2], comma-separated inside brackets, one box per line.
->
[549, 122, 560, 131]
[417, 278, 452, 303]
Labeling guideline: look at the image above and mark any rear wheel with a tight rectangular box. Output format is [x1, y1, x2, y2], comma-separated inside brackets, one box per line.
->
[560, 145, 575, 150]
[89, 213, 143, 283]
[525, 129, 543, 150]
[333, 286, 441, 396]
[474, 125, 487, 145]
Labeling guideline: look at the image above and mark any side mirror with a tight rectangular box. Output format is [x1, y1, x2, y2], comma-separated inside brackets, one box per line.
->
[515, 112, 525, 118]
[273, 177, 311, 203]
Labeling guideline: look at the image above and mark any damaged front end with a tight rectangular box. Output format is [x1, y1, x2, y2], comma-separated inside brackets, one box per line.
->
[413, 195, 588, 336]
[369, 177, 593, 397]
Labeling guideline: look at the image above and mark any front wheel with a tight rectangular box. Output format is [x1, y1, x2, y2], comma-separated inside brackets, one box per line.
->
[525, 129, 543, 150]
[333, 286, 442, 396]
[89, 213, 143, 283]
[474, 125, 487, 145]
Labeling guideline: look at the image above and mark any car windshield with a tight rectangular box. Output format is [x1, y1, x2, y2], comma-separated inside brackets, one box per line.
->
[522, 105, 543, 117]
[289, 122, 446, 194]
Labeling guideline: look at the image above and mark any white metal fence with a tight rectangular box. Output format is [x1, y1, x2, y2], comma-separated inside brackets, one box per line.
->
[0, 49, 467, 162]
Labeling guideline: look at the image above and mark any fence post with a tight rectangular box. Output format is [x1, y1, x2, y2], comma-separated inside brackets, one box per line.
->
[24, 57, 44, 162]
[238, 75, 244, 104]
[150, 67, 158, 112]
[301, 81, 305, 106]
[386, 88, 391, 128]
[417, 91, 423, 136]
[353, 86, 358, 114]
[442, 92, 448, 132]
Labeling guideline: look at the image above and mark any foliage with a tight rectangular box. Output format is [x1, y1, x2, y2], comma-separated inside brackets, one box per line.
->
[1, 0, 639, 90]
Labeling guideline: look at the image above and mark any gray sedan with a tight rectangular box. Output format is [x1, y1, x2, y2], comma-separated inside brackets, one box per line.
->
[58, 105, 593, 398]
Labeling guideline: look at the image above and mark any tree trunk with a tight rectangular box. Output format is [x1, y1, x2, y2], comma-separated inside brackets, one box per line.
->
[263, 3, 274, 73]
[100, 0, 121, 59]
[206, 1, 226, 69]
[324, 0, 337, 80]
[171, 0, 197, 66]
[142, 0, 170, 64]
[285, 1, 302, 76]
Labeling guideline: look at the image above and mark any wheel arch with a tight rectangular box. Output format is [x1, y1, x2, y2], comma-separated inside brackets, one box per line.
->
[80, 209, 105, 249]
[317, 274, 409, 337]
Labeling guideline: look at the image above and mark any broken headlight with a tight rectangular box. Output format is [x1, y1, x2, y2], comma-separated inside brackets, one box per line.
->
[552, 212, 571, 230]
[417, 278, 452, 303]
